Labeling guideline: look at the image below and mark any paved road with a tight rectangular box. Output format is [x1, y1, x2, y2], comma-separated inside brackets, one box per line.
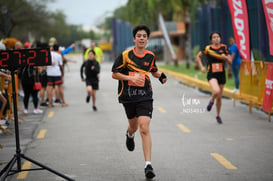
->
[1, 54, 273, 181]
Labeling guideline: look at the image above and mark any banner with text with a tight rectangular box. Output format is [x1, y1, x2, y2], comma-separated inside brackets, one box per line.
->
[262, 0, 273, 56]
[228, 0, 251, 60]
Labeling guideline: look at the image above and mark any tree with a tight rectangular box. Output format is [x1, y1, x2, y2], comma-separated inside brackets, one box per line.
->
[0, 0, 53, 40]
[113, 0, 173, 29]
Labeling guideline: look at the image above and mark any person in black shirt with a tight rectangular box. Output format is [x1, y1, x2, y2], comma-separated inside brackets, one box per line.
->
[21, 65, 43, 114]
[112, 25, 167, 179]
[80, 50, 100, 111]
[196, 32, 232, 124]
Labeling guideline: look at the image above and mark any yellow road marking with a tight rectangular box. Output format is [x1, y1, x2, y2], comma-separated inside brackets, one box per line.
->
[48, 111, 54, 118]
[16, 161, 31, 179]
[37, 129, 47, 139]
[177, 124, 191, 133]
[211, 153, 237, 170]
[157, 107, 166, 113]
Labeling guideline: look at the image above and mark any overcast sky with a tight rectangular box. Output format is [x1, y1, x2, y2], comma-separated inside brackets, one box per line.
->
[47, 0, 128, 30]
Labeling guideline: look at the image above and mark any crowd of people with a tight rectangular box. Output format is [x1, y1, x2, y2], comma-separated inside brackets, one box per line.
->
[0, 37, 106, 133]
[0, 37, 75, 132]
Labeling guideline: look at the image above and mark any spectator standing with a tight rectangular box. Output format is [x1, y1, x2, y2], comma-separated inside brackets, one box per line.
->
[46, 44, 68, 108]
[48, 37, 74, 103]
[229, 37, 241, 93]
[38, 66, 48, 107]
[84, 42, 103, 63]
[0, 71, 11, 120]
[21, 65, 43, 114]
[0, 42, 11, 127]
[36, 42, 50, 107]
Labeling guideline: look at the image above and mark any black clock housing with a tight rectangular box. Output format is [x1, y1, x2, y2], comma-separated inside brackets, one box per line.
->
[0, 48, 52, 71]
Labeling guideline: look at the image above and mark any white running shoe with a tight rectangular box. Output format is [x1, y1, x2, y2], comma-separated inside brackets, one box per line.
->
[0, 119, 6, 125]
[0, 119, 7, 129]
[23, 109, 28, 114]
[33, 109, 43, 114]
[19, 90, 24, 97]
[231, 88, 239, 93]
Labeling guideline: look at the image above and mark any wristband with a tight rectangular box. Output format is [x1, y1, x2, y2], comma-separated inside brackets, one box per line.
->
[159, 72, 167, 84]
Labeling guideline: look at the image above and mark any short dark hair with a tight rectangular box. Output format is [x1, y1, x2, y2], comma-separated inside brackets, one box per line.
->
[89, 49, 96, 55]
[53, 44, 59, 51]
[133, 25, 150, 38]
[209, 32, 222, 40]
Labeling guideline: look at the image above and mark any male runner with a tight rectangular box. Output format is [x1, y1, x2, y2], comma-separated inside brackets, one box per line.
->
[112, 24, 167, 179]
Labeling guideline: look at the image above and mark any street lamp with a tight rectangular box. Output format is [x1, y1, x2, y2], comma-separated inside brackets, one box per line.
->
[1, 5, 8, 38]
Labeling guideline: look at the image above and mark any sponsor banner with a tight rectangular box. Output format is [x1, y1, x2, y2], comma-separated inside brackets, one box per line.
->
[228, 0, 251, 60]
[263, 62, 273, 113]
[262, 0, 273, 56]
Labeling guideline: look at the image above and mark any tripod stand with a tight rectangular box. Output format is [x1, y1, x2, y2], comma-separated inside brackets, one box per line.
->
[0, 71, 75, 180]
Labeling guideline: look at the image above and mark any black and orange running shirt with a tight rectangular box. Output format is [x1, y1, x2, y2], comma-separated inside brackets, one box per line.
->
[202, 44, 229, 74]
[112, 48, 158, 103]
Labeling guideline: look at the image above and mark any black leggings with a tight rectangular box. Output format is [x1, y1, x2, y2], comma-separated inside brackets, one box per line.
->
[22, 83, 39, 109]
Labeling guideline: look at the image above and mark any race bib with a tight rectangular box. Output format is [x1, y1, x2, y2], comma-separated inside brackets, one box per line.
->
[128, 72, 145, 87]
[212, 63, 223, 73]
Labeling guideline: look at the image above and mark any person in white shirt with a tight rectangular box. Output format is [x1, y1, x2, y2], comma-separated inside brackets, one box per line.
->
[46, 44, 68, 108]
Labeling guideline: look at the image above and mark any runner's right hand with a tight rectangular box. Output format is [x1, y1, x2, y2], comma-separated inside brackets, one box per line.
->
[201, 66, 206, 73]
[130, 73, 145, 86]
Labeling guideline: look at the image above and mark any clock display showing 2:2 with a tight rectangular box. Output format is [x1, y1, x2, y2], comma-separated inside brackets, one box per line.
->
[0, 48, 52, 70]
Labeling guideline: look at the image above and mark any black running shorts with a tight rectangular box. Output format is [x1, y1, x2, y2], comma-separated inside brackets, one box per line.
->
[40, 72, 47, 88]
[47, 76, 62, 86]
[122, 100, 153, 119]
[207, 72, 226, 85]
[86, 80, 99, 90]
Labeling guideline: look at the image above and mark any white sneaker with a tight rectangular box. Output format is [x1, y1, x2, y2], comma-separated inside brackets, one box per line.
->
[0, 119, 6, 125]
[0, 119, 7, 129]
[23, 109, 28, 114]
[33, 109, 43, 114]
[19, 90, 24, 97]
[0, 124, 7, 129]
[231, 88, 239, 93]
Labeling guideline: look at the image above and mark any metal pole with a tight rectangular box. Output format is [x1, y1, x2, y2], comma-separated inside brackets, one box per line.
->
[11, 71, 21, 170]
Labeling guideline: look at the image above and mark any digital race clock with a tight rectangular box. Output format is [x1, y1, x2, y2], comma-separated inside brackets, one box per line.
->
[0, 48, 52, 71]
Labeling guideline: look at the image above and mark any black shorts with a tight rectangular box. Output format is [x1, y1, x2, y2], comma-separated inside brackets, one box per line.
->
[47, 76, 62, 86]
[122, 100, 153, 119]
[40, 72, 47, 88]
[86, 80, 99, 90]
[207, 72, 226, 85]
